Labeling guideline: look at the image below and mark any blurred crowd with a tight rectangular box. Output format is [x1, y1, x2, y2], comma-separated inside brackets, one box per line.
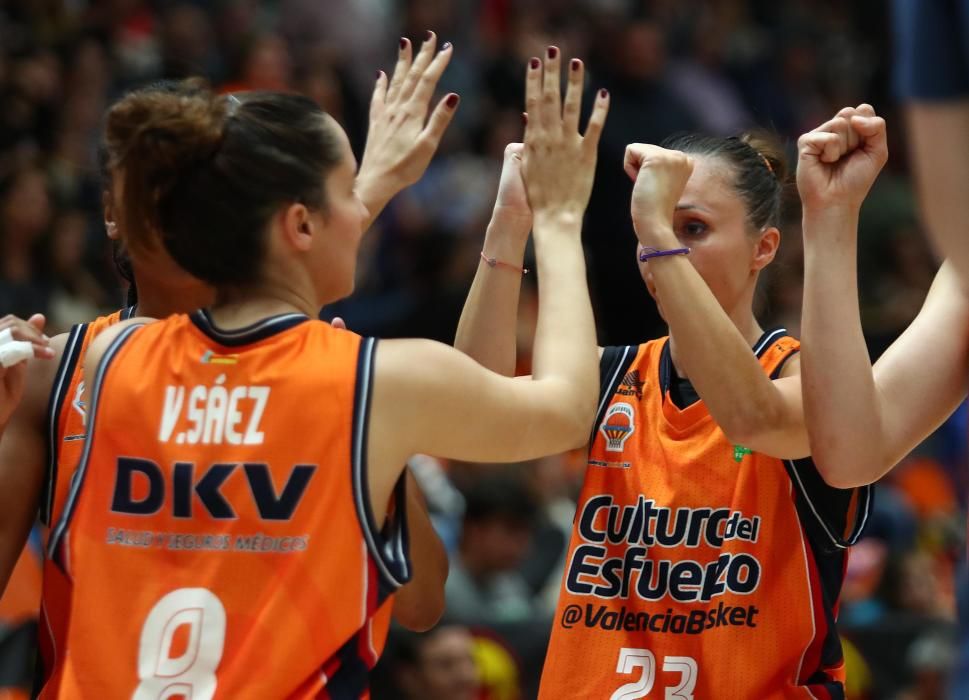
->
[0, 1, 965, 698]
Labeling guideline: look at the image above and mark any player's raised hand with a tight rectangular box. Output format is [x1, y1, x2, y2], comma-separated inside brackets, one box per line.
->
[0, 313, 54, 427]
[491, 143, 532, 236]
[797, 104, 888, 213]
[520, 50, 609, 227]
[624, 144, 694, 246]
[356, 32, 459, 226]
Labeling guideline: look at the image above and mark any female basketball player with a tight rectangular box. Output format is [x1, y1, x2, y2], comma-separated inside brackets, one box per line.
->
[0, 33, 462, 686]
[457, 69, 879, 695]
[42, 50, 608, 698]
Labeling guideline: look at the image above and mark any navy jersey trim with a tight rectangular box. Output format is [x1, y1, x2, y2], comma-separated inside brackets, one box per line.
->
[190, 308, 309, 347]
[41, 322, 88, 528]
[657, 327, 789, 396]
[321, 633, 371, 699]
[49, 324, 144, 573]
[592, 346, 639, 444]
[350, 337, 411, 590]
[753, 327, 788, 358]
[785, 458, 872, 551]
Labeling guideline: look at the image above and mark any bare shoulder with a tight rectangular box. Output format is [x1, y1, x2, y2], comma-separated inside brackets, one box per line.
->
[17, 331, 72, 422]
[83, 317, 155, 384]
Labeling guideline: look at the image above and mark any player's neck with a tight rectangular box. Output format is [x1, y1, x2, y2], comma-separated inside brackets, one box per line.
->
[131, 260, 215, 319]
[209, 280, 318, 330]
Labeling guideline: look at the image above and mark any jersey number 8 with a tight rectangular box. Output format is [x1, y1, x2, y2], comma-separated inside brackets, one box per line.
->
[135, 588, 226, 699]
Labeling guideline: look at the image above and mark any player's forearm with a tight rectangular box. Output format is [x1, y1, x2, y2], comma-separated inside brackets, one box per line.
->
[800, 208, 886, 486]
[354, 174, 394, 233]
[453, 214, 530, 375]
[529, 212, 598, 434]
[644, 229, 789, 445]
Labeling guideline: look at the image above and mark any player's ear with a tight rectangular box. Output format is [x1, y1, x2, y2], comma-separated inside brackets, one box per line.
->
[278, 203, 314, 252]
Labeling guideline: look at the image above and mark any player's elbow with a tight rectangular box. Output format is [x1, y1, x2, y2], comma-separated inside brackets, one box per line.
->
[551, 388, 598, 451]
[393, 584, 446, 632]
[812, 453, 883, 490]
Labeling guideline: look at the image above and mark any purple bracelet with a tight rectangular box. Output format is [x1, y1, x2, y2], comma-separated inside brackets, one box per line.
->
[638, 246, 691, 262]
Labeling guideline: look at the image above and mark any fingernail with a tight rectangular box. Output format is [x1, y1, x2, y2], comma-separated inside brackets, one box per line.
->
[442, 41, 452, 51]
[530, 58, 540, 70]
[522, 112, 528, 126]
[375, 70, 383, 80]
[399, 37, 408, 50]
[571, 59, 580, 71]
[599, 88, 608, 98]
[446, 93, 459, 108]
[425, 30, 434, 41]
[547, 46, 558, 59]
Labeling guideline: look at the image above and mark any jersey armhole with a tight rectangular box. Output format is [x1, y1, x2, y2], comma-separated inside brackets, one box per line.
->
[41, 323, 88, 528]
[591, 345, 641, 444]
[351, 337, 412, 592]
[48, 323, 144, 574]
[785, 457, 873, 551]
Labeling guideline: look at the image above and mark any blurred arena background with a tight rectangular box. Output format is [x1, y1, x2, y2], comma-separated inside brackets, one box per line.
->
[0, 1, 965, 698]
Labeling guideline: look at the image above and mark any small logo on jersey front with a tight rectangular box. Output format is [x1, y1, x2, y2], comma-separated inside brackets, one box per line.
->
[733, 445, 753, 463]
[72, 381, 86, 420]
[617, 370, 645, 399]
[600, 402, 635, 452]
[201, 350, 239, 365]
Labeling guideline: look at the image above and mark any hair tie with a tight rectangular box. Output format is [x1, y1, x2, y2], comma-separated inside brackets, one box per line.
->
[758, 152, 774, 175]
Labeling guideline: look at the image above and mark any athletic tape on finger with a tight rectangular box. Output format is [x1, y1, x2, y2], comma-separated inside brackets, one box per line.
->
[0, 328, 13, 346]
[0, 341, 33, 368]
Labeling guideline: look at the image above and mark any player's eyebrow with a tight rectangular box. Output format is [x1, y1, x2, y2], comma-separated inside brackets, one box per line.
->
[675, 203, 713, 214]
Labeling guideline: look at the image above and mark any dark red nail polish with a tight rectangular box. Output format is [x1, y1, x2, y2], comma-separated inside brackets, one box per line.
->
[442, 41, 452, 51]
[599, 88, 608, 98]
[376, 70, 383, 79]
[571, 59, 580, 71]
[446, 93, 459, 108]
[522, 112, 529, 126]
[426, 30, 434, 41]
[530, 58, 540, 69]
[548, 46, 559, 59]
[399, 38, 408, 50]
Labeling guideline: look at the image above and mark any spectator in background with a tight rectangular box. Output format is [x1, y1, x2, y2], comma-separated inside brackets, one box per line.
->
[0, 165, 52, 319]
[391, 624, 482, 700]
[446, 473, 539, 626]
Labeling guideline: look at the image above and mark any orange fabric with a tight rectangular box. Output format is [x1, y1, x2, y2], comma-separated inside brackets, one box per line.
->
[540, 336, 837, 699]
[42, 314, 401, 699]
[0, 536, 41, 627]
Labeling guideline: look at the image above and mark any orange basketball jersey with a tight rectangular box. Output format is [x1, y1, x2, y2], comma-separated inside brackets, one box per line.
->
[43, 310, 409, 699]
[37, 306, 135, 688]
[43, 306, 136, 529]
[540, 330, 871, 700]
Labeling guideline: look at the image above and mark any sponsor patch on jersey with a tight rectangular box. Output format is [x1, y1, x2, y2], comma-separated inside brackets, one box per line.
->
[600, 402, 635, 452]
[201, 350, 239, 365]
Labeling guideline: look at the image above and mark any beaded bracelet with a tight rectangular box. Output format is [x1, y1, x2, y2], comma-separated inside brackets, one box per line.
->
[481, 251, 529, 274]
[638, 246, 691, 262]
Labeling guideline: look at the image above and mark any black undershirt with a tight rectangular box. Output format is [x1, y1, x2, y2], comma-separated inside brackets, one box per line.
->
[669, 374, 701, 409]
